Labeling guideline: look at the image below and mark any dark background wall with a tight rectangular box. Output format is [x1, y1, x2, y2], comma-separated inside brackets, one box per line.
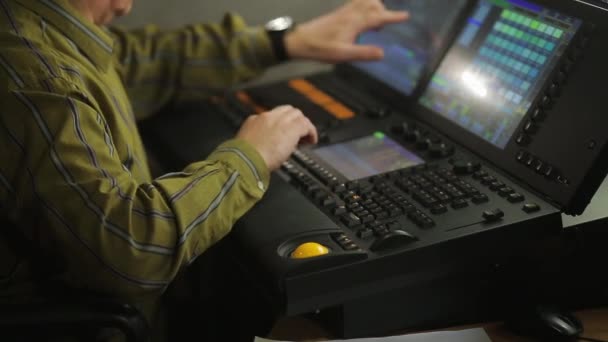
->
[115, 0, 346, 83]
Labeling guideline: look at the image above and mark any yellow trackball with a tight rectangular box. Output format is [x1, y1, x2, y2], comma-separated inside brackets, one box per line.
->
[290, 242, 330, 259]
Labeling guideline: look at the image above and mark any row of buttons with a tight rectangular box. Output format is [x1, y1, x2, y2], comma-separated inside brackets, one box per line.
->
[395, 167, 489, 215]
[481, 203, 541, 223]
[333, 233, 360, 251]
[514, 32, 590, 182]
[333, 179, 436, 230]
[516, 150, 558, 180]
[292, 151, 339, 186]
[472, 169, 526, 203]
[515, 33, 587, 148]
[392, 122, 455, 159]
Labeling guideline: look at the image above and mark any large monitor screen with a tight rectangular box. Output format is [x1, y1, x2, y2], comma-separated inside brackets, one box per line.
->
[312, 132, 425, 181]
[351, 0, 469, 96]
[419, 0, 582, 148]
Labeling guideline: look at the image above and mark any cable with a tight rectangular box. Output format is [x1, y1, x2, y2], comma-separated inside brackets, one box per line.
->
[580, 336, 608, 342]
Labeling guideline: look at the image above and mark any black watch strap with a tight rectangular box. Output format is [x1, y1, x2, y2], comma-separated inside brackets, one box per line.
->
[268, 29, 289, 62]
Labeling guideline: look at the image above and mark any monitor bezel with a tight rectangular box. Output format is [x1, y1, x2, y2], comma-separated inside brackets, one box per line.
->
[407, 0, 589, 211]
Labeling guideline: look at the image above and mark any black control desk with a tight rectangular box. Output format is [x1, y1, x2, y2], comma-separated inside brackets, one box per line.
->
[140, 0, 608, 338]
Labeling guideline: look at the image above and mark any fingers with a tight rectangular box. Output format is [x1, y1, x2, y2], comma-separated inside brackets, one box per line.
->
[367, 10, 409, 29]
[270, 105, 318, 145]
[381, 10, 409, 25]
[297, 115, 318, 145]
[270, 105, 296, 115]
[329, 44, 384, 62]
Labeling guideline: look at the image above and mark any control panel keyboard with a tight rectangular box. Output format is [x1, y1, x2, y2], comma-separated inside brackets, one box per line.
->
[281, 131, 543, 253]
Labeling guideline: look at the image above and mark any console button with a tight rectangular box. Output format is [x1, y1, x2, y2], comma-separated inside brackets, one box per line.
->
[451, 199, 469, 209]
[516, 133, 531, 146]
[431, 204, 448, 215]
[341, 213, 361, 228]
[473, 170, 488, 180]
[548, 83, 560, 98]
[540, 96, 552, 109]
[343, 242, 360, 251]
[555, 71, 567, 86]
[498, 187, 514, 197]
[361, 214, 375, 224]
[489, 181, 506, 191]
[472, 193, 489, 204]
[481, 176, 497, 186]
[544, 166, 556, 179]
[531, 108, 546, 122]
[429, 143, 454, 158]
[333, 183, 347, 194]
[452, 159, 481, 175]
[321, 197, 337, 208]
[525, 156, 536, 168]
[534, 160, 546, 174]
[305, 183, 321, 194]
[516, 150, 527, 162]
[333, 206, 347, 216]
[523, 203, 541, 213]
[508, 193, 525, 203]
[483, 209, 505, 222]
[356, 228, 374, 239]
[524, 120, 539, 134]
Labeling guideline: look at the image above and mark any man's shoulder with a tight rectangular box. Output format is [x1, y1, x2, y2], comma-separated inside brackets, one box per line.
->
[0, 2, 92, 94]
[0, 38, 99, 111]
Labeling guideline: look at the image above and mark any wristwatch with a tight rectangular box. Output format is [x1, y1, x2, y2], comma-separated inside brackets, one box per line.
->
[265, 16, 295, 62]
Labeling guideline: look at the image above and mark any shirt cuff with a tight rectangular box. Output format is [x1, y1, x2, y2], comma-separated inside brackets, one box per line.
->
[250, 26, 280, 69]
[207, 138, 270, 195]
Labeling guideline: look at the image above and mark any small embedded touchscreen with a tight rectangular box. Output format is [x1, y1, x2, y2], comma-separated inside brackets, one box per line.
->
[311, 133, 425, 181]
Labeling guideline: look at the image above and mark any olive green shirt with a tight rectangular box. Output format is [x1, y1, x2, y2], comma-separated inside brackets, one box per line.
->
[0, 0, 276, 313]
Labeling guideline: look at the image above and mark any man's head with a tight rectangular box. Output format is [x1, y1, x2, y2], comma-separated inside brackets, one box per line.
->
[69, 0, 132, 25]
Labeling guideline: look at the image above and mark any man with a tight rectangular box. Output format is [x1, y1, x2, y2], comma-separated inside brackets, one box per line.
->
[0, 0, 407, 339]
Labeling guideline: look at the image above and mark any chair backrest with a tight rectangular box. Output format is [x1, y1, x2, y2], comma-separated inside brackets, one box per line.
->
[0, 218, 150, 342]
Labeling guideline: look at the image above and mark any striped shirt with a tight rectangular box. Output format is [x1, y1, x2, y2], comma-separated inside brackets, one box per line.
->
[0, 0, 276, 319]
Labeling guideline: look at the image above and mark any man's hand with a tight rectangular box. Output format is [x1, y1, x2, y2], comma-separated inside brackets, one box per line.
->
[285, 0, 409, 63]
[236, 106, 318, 171]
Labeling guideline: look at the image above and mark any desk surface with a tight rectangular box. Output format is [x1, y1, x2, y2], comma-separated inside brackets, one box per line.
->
[269, 308, 608, 341]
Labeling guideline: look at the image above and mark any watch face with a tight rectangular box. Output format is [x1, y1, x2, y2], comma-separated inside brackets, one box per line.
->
[265, 16, 293, 31]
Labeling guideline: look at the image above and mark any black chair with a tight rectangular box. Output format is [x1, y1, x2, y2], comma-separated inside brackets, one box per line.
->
[0, 296, 150, 342]
[0, 219, 149, 341]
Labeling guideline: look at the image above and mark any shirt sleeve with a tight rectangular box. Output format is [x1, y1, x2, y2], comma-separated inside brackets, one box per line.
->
[109, 13, 278, 121]
[1, 77, 270, 297]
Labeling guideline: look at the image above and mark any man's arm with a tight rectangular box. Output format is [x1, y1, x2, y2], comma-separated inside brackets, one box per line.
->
[1, 77, 271, 296]
[110, 13, 277, 120]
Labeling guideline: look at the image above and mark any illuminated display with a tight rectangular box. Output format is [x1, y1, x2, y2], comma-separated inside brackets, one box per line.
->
[420, 0, 582, 148]
[312, 132, 424, 181]
[351, 0, 468, 96]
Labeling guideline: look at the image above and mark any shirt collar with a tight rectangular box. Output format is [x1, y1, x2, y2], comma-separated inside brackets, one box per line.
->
[15, 0, 115, 71]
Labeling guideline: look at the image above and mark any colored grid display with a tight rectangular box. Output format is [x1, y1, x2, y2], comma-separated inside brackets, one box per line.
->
[419, 0, 582, 148]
